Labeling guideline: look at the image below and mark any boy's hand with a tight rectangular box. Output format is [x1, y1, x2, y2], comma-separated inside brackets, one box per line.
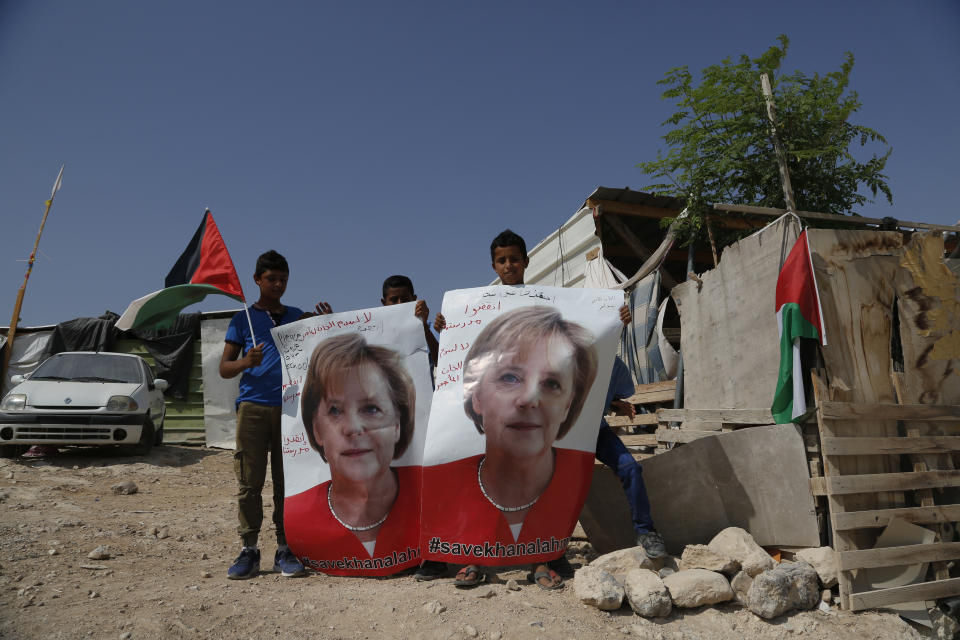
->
[243, 344, 264, 369]
[414, 300, 430, 325]
[433, 312, 446, 332]
[620, 304, 632, 326]
[611, 399, 636, 419]
[298, 302, 333, 320]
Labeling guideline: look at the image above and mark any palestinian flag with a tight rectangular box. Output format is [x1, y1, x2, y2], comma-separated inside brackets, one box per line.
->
[771, 230, 827, 424]
[116, 210, 245, 330]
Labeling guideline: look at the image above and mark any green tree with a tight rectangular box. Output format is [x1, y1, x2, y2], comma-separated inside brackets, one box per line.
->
[638, 35, 892, 242]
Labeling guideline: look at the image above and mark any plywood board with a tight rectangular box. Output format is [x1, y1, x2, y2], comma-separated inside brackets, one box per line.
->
[672, 216, 800, 409]
[808, 230, 905, 514]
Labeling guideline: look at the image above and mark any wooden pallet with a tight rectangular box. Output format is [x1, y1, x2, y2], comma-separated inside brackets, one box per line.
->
[812, 372, 960, 611]
[653, 408, 776, 447]
[606, 380, 676, 454]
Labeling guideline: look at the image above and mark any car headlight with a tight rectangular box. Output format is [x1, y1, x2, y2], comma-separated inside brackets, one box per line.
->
[106, 396, 139, 412]
[1, 394, 26, 411]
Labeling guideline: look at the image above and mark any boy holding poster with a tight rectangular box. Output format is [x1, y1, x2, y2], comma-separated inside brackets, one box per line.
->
[427, 230, 664, 591]
[381, 274, 439, 367]
[219, 250, 330, 580]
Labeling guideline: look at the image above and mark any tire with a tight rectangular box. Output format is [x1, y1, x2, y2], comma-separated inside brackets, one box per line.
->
[0, 444, 28, 459]
[130, 419, 155, 456]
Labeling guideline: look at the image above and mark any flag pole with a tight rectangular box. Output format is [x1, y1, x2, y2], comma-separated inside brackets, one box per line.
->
[1, 165, 64, 388]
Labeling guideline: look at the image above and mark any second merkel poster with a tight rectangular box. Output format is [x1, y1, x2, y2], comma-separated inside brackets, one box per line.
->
[420, 285, 624, 565]
[272, 303, 433, 575]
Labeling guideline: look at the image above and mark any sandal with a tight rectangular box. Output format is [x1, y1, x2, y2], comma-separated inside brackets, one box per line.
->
[453, 564, 486, 588]
[527, 564, 564, 590]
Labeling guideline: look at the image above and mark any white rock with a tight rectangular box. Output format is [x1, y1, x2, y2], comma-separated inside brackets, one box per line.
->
[707, 528, 775, 577]
[463, 624, 478, 637]
[423, 600, 446, 615]
[729, 571, 753, 605]
[623, 569, 672, 618]
[662, 569, 733, 608]
[745, 561, 820, 619]
[505, 579, 520, 591]
[794, 546, 838, 588]
[490, 633, 502, 640]
[680, 544, 740, 575]
[574, 565, 625, 611]
[87, 545, 110, 560]
[590, 546, 657, 581]
[110, 481, 138, 495]
[821, 588, 832, 603]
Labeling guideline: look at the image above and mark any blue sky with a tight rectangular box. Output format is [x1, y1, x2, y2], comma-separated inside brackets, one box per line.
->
[2, 1, 958, 327]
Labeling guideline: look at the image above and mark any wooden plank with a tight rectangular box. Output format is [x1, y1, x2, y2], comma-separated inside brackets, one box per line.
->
[825, 470, 960, 495]
[633, 380, 677, 395]
[605, 413, 659, 427]
[625, 389, 677, 404]
[602, 213, 679, 289]
[620, 434, 658, 448]
[819, 401, 960, 423]
[834, 504, 960, 530]
[587, 198, 680, 220]
[657, 408, 775, 424]
[682, 421, 723, 432]
[712, 202, 960, 234]
[812, 371, 855, 610]
[839, 541, 960, 571]
[822, 435, 960, 456]
[848, 577, 960, 611]
[655, 429, 718, 444]
[809, 476, 827, 496]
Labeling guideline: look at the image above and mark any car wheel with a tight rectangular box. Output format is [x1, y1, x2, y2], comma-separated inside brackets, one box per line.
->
[0, 444, 28, 458]
[130, 419, 155, 456]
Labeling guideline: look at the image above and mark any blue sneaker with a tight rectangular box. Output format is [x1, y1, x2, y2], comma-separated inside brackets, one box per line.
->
[274, 546, 307, 577]
[227, 547, 260, 580]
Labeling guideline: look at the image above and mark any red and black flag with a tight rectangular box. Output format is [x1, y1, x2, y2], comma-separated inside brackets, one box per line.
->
[116, 210, 244, 330]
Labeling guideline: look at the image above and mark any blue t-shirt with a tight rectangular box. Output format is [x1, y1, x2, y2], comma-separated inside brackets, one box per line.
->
[225, 305, 303, 406]
[601, 356, 635, 427]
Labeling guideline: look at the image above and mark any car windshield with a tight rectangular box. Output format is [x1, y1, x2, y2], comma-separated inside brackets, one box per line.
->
[31, 354, 143, 384]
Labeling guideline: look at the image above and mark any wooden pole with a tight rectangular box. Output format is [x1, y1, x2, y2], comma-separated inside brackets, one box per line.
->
[760, 73, 797, 213]
[1, 166, 63, 387]
[705, 213, 719, 267]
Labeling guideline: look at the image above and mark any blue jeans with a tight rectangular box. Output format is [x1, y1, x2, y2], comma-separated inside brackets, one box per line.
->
[595, 424, 655, 535]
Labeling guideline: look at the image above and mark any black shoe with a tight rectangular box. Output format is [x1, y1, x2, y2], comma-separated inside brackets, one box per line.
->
[636, 531, 667, 559]
[546, 555, 576, 579]
[414, 560, 447, 581]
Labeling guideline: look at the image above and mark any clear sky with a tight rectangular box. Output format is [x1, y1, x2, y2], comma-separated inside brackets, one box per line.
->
[2, 0, 958, 327]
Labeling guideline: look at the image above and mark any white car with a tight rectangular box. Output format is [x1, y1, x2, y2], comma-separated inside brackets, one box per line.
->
[0, 351, 168, 457]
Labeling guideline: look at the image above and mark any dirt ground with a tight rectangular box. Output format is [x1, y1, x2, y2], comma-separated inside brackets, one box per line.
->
[0, 445, 931, 640]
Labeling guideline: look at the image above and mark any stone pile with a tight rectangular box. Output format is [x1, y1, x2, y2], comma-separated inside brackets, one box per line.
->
[574, 526, 838, 622]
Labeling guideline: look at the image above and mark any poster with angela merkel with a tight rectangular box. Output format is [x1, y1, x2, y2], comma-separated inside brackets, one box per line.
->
[271, 304, 432, 576]
[421, 285, 624, 566]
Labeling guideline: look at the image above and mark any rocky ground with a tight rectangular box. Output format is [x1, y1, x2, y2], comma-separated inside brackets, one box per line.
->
[0, 445, 930, 640]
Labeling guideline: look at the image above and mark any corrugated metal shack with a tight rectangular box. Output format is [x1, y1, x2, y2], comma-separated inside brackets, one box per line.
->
[524, 185, 960, 613]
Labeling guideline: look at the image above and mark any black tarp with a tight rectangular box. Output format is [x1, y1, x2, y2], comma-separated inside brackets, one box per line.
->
[43, 311, 200, 400]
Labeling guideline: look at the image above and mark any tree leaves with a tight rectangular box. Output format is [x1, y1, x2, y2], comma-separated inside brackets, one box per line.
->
[637, 35, 892, 243]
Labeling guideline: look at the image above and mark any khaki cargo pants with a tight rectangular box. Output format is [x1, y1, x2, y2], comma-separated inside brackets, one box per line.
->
[234, 402, 285, 547]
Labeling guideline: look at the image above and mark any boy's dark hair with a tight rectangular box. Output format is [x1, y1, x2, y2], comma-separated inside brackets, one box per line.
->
[254, 250, 289, 277]
[490, 229, 527, 261]
[382, 274, 414, 299]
